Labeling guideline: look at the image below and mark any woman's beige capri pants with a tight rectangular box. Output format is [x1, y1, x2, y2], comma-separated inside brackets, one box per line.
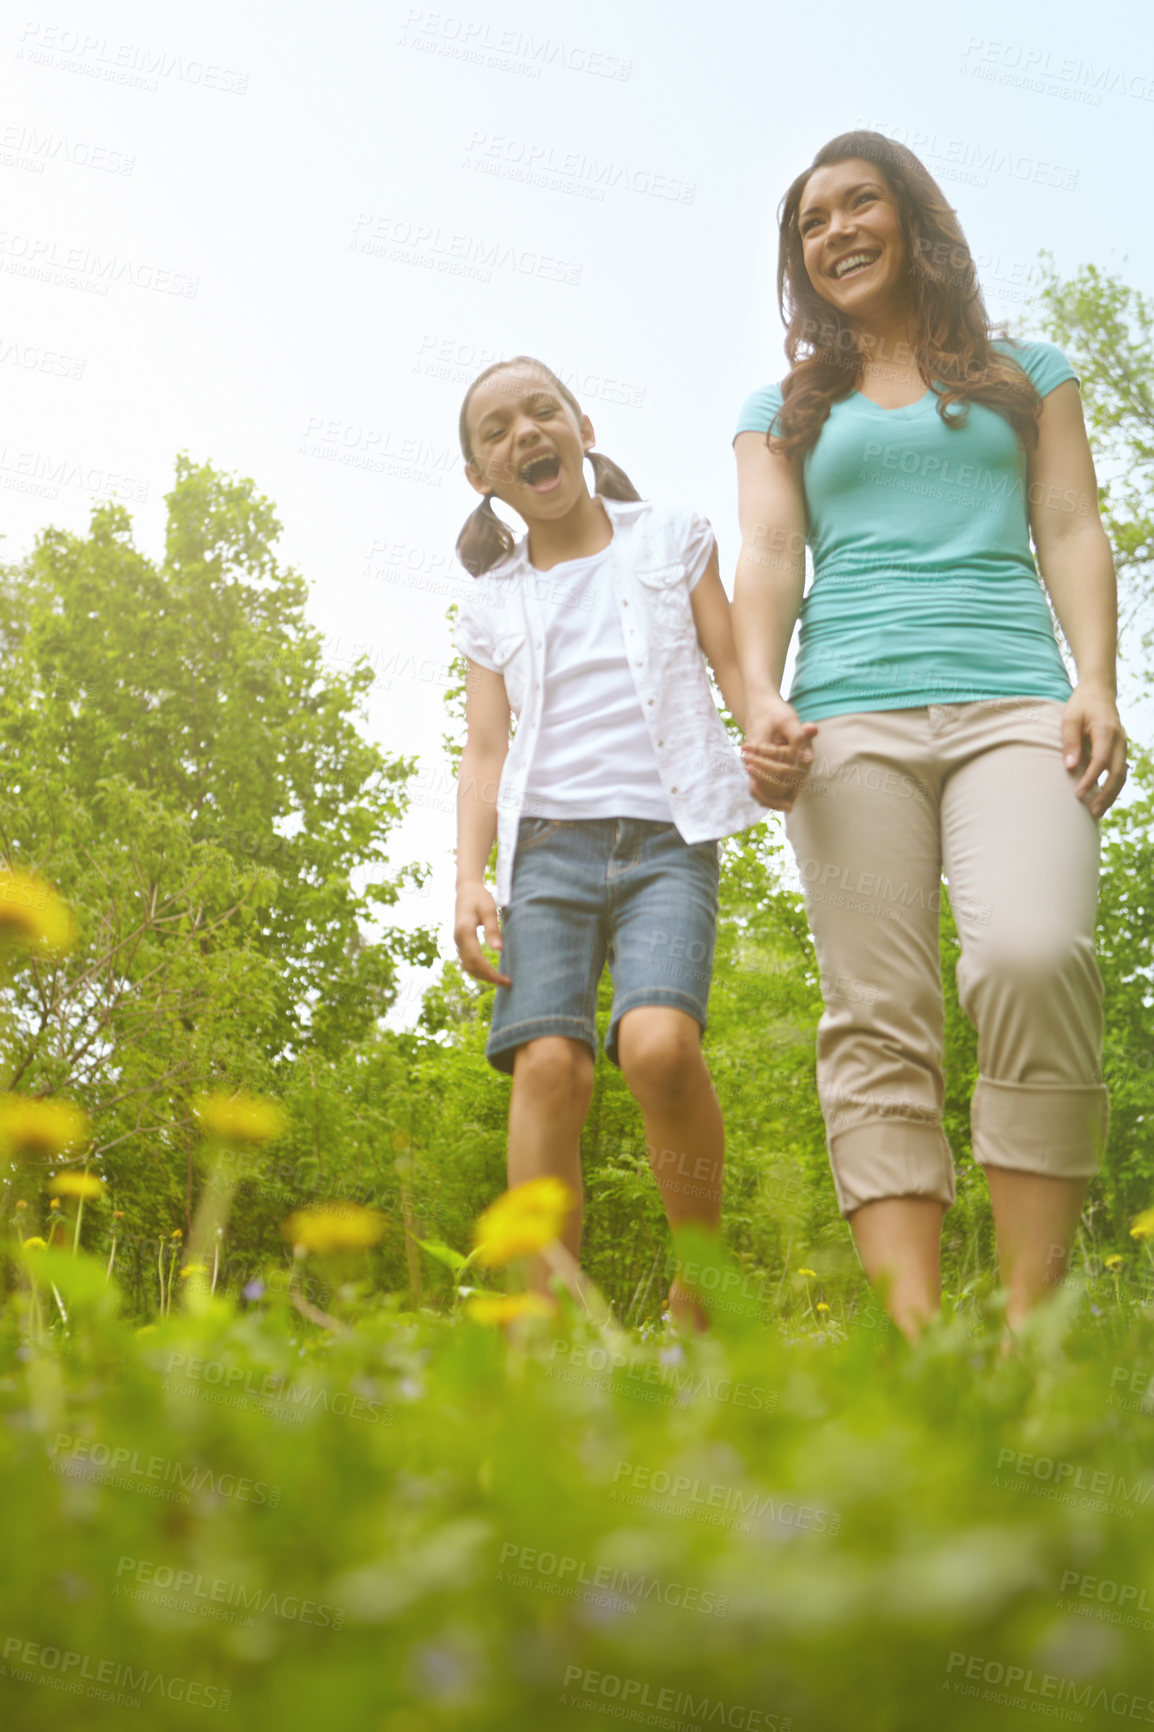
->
[783, 697, 1108, 1216]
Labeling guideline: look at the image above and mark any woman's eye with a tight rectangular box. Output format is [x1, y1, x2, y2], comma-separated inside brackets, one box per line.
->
[855, 192, 876, 207]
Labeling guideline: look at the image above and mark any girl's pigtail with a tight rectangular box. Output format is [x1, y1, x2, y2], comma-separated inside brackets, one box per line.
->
[456, 493, 515, 577]
[588, 450, 642, 503]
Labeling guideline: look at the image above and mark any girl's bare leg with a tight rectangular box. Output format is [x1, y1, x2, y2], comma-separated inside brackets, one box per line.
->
[616, 1006, 724, 1331]
[507, 1036, 594, 1296]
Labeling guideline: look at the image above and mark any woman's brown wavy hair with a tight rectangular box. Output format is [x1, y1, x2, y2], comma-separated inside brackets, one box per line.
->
[456, 356, 640, 576]
[771, 130, 1042, 460]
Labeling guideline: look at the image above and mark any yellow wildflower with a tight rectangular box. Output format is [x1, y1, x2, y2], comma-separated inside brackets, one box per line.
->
[0, 868, 75, 955]
[193, 1092, 288, 1146]
[21, 1236, 46, 1250]
[797, 1267, 818, 1278]
[466, 1293, 555, 1326]
[170, 1229, 183, 1242]
[49, 1171, 106, 1200]
[815, 1301, 830, 1313]
[179, 1263, 210, 1279]
[284, 1203, 387, 1255]
[15, 1200, 27, 1212]
[1104, 1254, 1124, 1272]
[0, 1095, 89, 1160]
[473, 1177, 575, 1268]
[1129, 1209, 1154, 1242]
[49, 1199, 61, 1210]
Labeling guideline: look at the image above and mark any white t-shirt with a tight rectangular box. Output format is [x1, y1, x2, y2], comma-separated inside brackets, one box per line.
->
[522, 528, 713, 820]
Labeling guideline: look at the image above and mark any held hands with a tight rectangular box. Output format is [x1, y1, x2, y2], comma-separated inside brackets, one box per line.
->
[1062, 684, 1127, 819]
[741, 697, 819, 812]
[453, 882, 512, 988]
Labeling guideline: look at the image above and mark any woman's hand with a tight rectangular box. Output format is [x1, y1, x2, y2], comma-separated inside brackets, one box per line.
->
[453, 882, 512, 987]
[1061, 683, 1127, 818]
[741, 696, 820, 811]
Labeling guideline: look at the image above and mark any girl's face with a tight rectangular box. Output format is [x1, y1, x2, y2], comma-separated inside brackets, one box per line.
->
[798, 157, 908, 324]
[465, 364, 595, 519]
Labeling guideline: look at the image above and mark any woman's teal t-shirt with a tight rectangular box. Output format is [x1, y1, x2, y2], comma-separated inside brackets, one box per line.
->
[734, 339, 1078, 722]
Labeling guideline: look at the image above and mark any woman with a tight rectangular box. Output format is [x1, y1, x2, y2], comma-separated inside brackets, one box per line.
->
[732, 130, 1127, 1342]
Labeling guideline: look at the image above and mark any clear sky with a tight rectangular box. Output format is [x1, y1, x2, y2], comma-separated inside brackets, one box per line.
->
[3, 0, 1150, 1023]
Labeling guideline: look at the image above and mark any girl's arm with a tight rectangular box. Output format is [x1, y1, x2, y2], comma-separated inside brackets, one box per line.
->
[731, 431, 819, 809]
[1028, 380, 1128, 818]
[454, 658, 513, 986]
[689, 542, 746, 727]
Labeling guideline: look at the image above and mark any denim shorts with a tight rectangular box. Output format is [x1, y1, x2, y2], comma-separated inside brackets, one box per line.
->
[486, 816, 721, 1075]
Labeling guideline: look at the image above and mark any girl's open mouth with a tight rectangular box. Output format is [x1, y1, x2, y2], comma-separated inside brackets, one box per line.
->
[518, 452, 562, 492]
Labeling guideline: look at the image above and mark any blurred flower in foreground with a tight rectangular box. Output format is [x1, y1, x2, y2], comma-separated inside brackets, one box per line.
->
[797, 1268, 817, 1278]
[466, 1293, 554, 1326]
[473, 1177, 575, 1268]
[815, 1301, 830, 1314]
[0, 867, 75, 956]
[1129, 1209, 1154, 1242]
[1104, 1254, 1124, 1272]
[179, 1263, 210, 1279]
[48, 1171, 106, 1200]
[193, 1092, 288, 1146]
[21, 1237, 46, 1251]
[284, 1203, 387, 1255]
[0, 1096, 89, 1160]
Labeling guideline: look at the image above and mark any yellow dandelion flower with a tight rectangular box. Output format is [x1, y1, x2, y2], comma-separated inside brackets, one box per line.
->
[15, 1199, 27, 1211]
[0, 1095, 89, 1160]
[170, 1229, 183, 1241]
[193, 1092, 288, 1146]
[466, 1292, 555, 1326]
[21, 1236, 46, 1250]
[815, 1301, 830, 1313]
[0, 868, 75, 955]
[284, 1203, 387, 1255]
[179, 1263, 210, 1279]
[473, 1177, 575, 1268]
[49, 1198, 61, 1210]
[49, 1171, 106, 1200]
[1129, 1209, 1154, 1242]
[1104, 1254, 1124, 1272]
[797, 1267, 817, 1278]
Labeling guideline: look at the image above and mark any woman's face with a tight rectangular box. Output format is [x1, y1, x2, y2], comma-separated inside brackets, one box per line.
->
[798, 157, 908, 325]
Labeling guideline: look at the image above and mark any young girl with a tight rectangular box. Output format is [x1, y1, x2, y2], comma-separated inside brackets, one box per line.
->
[732, 131, 1127, 1342]
[452, 356, 764, 1327]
